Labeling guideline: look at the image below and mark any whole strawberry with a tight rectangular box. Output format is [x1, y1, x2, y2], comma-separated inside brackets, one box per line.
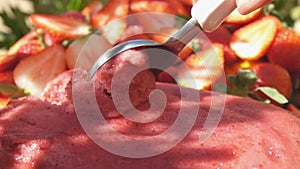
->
[267, 29, 300, 72]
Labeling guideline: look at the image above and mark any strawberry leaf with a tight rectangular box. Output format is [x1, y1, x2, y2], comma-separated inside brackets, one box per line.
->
[254, 87, 289, 104]
[227, 69, 257, 97]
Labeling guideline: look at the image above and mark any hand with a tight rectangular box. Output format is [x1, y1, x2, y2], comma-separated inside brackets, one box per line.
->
[236, 0, 273, 14]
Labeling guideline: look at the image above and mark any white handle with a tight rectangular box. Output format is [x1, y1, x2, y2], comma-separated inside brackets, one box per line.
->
[191, 0, 237, 32]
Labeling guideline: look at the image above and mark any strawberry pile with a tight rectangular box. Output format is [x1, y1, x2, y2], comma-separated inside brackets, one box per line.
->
[0, 0, 300, 116]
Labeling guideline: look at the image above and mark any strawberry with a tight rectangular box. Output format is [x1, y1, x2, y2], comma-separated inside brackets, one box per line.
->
[224, 8, 262, 25]
[267, 29, 300, 72]
[0, 71, 14, 84]
[287, 104, 300, 117]
[44, 33, 64, 46]
[177, 44, 225, 90]
[90, 0, 129, 29]
[1, 31, 43, 72]
[16, 40, 43, 59]
[204, 26, 238, 64]
[163, 0, 189, 15]
[0, 97, 9, 109]
[65, 35, 112, 69]
[130, 0, 172, 14]
[13, 44, 67, 97]
[102, 19, 127, 45]
[0, 54, 18, 72]
[130, 0, 188, 15]
[177, 0, 194, 6]
[7, 30, 39, 55]
[230, 15, 282, 60]
[30, 13, 91, 40]
[81, 1, 103, 18]
[117, 25, 151, 42]
[251, 62, 293, 99]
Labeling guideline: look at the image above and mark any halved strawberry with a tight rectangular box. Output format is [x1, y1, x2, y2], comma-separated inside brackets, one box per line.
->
[117, 25, 152, 43]
[251, 62, 293, 99]
[177, 44, 225, 90]
[163, 0, 189, 15]
[0, 97, 9, 109]
[130, 0, 188, 15]
[16, 40, 43, 59]
[0, 71, 14, 84]
[81, 1, 104, 18]
[7, 30, 39, 55]
[44, 32, 64, 46]
[130, 0, 172, 14]
[102, 19, 128, 45]
[65, 34, 112, 69]
[30, 13, 91, 40]
[0, 54, 18, 72]
[177, 0, 194, 6]
[90, 0, 129, 29]
[267, 29, 300, 72]
[204, 25, 238, 64]
[224, 8, 262, 25]
[230, 15, 282, 60]
[13, 44, 67, 97]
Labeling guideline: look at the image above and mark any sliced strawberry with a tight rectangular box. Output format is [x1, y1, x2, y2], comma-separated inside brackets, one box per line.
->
[65, 35, 112, 69]
[267, 29, 300, 72]
[117, 25, 152, 42]
[204, 26, 238, 64]
[16, 40, 43, 59]
[30, 13, 91, 40]
[0, 97, 9, 109]
[13, 45, 67, 97]
[130, 0, 171, 14]
[7, 30, 38, 55]
[102, 19, 128, 45]
[177, 44, 225, 90]
[130, 0, 188, 15]
[44, 32, 64, 46]
[230, 15, 282, 60]
[82, 1, 104, 18]
[0, 71, 14, 84]
[0, 54, 18, 72]
[177, 0, 194, 6]
[213, 43, 238, 65]
[64, 11, 86, 20]
[224, 8, 262, 25]
[251, 62, 293, 99]
[163, 0, 189, 15]
[90, 0, 129, 29]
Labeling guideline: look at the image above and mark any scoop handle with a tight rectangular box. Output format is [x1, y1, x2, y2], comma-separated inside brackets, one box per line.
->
[191, 0, 237, 32]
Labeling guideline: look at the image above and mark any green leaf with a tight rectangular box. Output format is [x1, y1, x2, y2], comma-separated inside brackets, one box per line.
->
[236, 69, 257, 89]
[0, 84, 29, 99]
[254, 87, 289, 104]
[225, 69, 258, 97]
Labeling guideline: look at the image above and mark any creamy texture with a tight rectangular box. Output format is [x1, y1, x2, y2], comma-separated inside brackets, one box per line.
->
[1, 48, 300, 168]
[1, 81, 300, 168]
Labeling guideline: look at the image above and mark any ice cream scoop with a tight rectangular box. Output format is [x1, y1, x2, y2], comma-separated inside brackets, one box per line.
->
[87, 0, 236, 80]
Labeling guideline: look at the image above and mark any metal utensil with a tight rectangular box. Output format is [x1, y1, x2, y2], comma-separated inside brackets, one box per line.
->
[86, 0, 236, 80]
